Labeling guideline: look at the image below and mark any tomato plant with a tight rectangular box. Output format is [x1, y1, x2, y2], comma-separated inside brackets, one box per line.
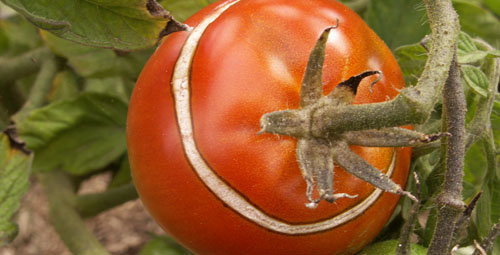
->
[127, 0, 411, 254]
[1, 0, 500, 254]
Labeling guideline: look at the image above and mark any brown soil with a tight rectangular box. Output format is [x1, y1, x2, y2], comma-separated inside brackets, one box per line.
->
[0, 173, 164, 255]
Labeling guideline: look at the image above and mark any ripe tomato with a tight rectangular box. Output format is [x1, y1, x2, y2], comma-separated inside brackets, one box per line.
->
[127, 0, 410, 254]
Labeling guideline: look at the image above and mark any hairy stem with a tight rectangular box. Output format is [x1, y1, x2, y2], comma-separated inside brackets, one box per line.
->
[76, 183, 138, 218]
[473, 221, 500, 255]
[308, 0, 460, 135]
[427, 55, 466, 254]
[453, 192, 482, 245]
[39, 172, 110, 255]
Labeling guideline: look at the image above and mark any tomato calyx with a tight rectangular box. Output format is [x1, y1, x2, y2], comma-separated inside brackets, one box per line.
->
[259, 26, 446, 209]
[145, 0, 192, 40]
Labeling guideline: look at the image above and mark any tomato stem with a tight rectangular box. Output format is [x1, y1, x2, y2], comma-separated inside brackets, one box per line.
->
[0, 47, 52, 85]
[259, 21, 437, 208]
[39, 172, 111, 255]
[11, 55, 59, 124]
[427, 53, 466, 255]
[75, 183, 138, 218]
[396, 172, 421, 255]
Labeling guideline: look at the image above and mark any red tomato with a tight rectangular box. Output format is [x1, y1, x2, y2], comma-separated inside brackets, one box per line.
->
[127, 0, 410, 254]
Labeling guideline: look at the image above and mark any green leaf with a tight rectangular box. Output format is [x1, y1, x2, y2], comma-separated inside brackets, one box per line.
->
[364, 0, 430, 50]
[487, 50, 500, 58]
[458, 32, 487, 64]
[358, 240, 427, 255]
[41, 31, 152, 79]
[0, 133, 32, 245]
[108, 155, 132, 188]
[461, 65, 490, 97]
[483, 0, 500, 16]
[463, 141, 487, 199]
[458, 32, 500, 63]
[453, 246, 480, 255]
[459, 31, 479, 53]
[84, 76, 134, 103]
[0, 28, 8, 56]
[492, 99, 500, 150]
[395, 42, 428, 85]
[17, 93, 128, 175]
[1, 0, 171, 50]
[0, 14, 42, 56]
[0, 2, 17, 18]
[159, 0, 216, 21]
[139, 235, 189, 255]
[459, 51, 489, 64]
[453, 0, 500, 48]
[47, 70, 80, 102]
[475, 168, 500, 237]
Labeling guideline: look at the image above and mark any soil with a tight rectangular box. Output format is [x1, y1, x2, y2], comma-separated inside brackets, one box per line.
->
[0, 173, 164, 255]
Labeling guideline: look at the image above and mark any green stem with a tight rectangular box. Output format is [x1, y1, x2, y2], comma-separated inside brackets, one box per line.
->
[411, 142, 440, 159]
[39, 172, 110, 255]
[12, 55, 58, 123]
[412, 120, 442, 158]
[260, 0, 460, 136]
[483, 130, 498, 182]
[0, 47, 52, 85]
[473, 221, 500, 255]
[75, 183, 138, 218]
[310, 0, 459, 135]
[453, 192, 482, 245]
[396, 173, 421, 255]
[473, 131, 500, 255]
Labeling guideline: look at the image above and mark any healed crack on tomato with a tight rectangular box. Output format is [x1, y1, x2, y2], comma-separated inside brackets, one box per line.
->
[259, 26, 418, 209]
[127, 1, 430, 254]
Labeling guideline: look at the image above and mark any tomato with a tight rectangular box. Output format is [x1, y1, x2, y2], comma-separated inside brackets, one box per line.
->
[127, 0, 411, 254]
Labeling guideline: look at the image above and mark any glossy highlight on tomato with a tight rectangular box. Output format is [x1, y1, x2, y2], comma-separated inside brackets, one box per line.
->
[127, 0, 411, 254]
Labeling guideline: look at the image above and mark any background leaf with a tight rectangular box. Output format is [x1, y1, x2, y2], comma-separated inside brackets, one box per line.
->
[47, 70, 80, 103]
[1, 0, 170, 50]
[41, 31, 152, 79]
[159, 0, 217, 21]
[483, 0, 500, 17]
[461, 65, 490, 98]
[84, 76, 134, 103]
[457, 32, 491, 64]
[364, 0, 430, 50]
[16, 93, 128, 175]
[453, 0, 500, 48]
[0, 14, 41, 56]
[493, 100, 500, 150]
[358, 240, 427, 255]
[0, 133, 32, 246]
[108, 155, 132, 188]
[395, 42, 428, 85]
[139, 235, 190, 255]
[463, 142, 487, 200]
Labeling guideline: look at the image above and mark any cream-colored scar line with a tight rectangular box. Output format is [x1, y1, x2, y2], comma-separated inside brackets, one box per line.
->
[170, 0, 397, 235]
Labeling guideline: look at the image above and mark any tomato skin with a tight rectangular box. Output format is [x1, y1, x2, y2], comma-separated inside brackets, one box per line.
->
[127, 1, 410, 255]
